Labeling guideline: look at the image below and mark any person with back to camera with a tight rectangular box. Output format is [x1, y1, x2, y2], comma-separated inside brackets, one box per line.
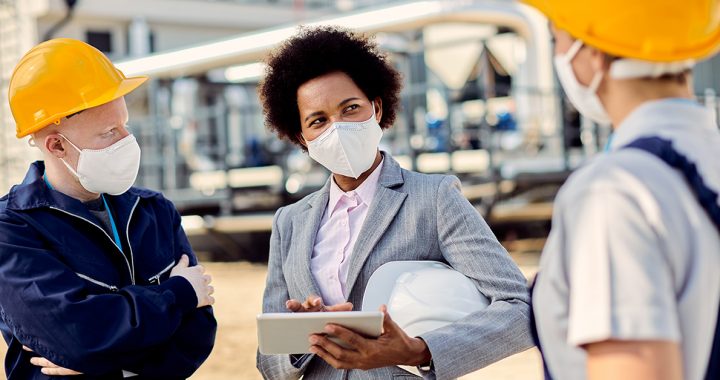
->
[522, 0, 720, 379]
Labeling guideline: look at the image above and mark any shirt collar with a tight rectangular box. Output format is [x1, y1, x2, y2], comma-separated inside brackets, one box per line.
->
[6, 161, 156, 213]
[609, 98, 716, 151]
[328, 157, 384, 215]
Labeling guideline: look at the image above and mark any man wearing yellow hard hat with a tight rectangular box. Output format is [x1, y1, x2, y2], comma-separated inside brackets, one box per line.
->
[0, 38, 217, 378]
[522, 0, 720, 379]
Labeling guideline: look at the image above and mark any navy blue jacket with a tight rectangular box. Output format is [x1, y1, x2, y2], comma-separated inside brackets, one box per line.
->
[0, 162, 217, 379]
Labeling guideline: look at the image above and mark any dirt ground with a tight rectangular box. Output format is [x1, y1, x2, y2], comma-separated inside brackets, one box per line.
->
[0, 256, 542, 379]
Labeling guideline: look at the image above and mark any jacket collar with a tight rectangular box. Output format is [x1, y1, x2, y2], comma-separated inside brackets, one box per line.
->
[377, 151, 405, 188]
[306, 151, 405, 210]
[609, 98, 715, 151]
[6, 161, 156, 217]
[291, 151, 407, 300]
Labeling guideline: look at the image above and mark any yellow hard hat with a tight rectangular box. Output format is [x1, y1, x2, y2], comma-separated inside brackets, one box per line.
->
[523, 0, 720, 62]
[8, 38, 148, 138]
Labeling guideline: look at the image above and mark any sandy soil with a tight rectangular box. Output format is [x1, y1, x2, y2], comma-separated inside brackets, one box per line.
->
[0, 259, 542, 379]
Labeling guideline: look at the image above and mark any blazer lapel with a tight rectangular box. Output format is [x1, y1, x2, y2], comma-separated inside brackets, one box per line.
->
[289, 181, 330, 298]
[344, 153, 407, 298]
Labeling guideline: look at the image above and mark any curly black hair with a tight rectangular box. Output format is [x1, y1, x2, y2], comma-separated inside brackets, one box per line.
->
[259, 26, 403, 149]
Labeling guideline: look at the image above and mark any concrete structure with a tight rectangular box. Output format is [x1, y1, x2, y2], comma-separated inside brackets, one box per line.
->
[0, 0, 45, 193]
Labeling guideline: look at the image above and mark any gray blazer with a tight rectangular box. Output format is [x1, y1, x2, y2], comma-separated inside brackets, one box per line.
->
[257, 153, 533, 380]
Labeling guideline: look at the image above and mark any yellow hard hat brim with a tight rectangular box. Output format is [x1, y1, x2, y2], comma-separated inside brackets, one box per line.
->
[522, 0, 720, 62]
[16, 75, 148, 138]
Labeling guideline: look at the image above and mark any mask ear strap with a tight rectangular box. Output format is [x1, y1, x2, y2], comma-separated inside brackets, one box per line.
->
[54, 133, 83, 180]
[368, 100, 380, 123]
[28, 138, 37, 147]
[588, 70, 605, 93]
[59, 157, 82, 180]
[564, 39, 584, 62]
[56, 133, 82, 153]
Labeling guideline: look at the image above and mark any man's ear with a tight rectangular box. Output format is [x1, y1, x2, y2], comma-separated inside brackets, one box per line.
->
[589, 46, 610, 73]
[44, 133, 67, 159]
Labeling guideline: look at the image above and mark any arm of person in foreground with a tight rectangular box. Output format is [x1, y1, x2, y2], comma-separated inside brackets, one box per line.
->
[0, 208, 207, 376]
[558, 182, 686, 380]
[27, 257, 217, 379]
[28, 205, 218, 379]
[585, 340, 683, 380]
[416, 176, 534, 379]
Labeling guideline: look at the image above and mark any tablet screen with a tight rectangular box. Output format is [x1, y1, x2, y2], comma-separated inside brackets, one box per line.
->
[257, 311, 384, 355]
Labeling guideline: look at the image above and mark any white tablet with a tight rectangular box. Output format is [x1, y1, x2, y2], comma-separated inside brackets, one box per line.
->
[257, 311, 384, 355]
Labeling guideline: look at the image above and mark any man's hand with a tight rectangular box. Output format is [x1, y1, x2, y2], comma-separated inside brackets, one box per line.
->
[286, 295, 353, 313]
[23, 346, 82, 376]
[308, 305, 431, 370]
[170, 254, 215, 308]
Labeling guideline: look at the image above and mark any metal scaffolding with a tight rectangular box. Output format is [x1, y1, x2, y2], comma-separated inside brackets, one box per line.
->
[0, 0, 20, 193]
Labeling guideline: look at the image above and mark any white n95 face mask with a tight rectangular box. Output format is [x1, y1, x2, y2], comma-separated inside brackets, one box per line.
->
[554, 40, 612, 125]
[305, 103, 383, 179]
[59, 133, 141, 195]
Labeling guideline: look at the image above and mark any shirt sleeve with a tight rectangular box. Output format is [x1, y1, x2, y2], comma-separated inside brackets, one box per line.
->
[562, 186, 681, 347]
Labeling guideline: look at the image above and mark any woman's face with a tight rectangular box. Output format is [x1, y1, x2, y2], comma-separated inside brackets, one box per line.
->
[296, 71, 382, 144]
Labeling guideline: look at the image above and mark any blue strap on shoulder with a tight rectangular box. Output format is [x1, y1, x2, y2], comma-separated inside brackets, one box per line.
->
[622, 136, 719, 380]
[530, 136, 720, 380]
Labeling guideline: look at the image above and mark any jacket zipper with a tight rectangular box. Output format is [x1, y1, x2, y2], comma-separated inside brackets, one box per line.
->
[125, 198, 140, 284]
[49, 196, 140, 285]
[75, 273, 119, 292]
[148, 261, 175, 285]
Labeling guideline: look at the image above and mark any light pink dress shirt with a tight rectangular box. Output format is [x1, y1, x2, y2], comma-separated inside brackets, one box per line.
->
[310, 159, 384, 306]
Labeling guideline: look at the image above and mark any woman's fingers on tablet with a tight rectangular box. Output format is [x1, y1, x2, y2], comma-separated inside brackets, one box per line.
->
[379, 305, 401, 334]
[286, 299, 302, 312]
[309, 344, 347, 369]
[302, 295, 324, 311]
[325, 324, 365, 350]
[287, 296, 325, 312]
[310, 333, 354, 361]
[325, 302, 353, 312]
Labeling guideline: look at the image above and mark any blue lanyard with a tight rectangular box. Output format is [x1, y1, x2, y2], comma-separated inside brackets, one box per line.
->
[43, 174, 54, 190]
[44, 174, 123, 252]
[101, 195, 124, 253]
[603, 133, 615, 152]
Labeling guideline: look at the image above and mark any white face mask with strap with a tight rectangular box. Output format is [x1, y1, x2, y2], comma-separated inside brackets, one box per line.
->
[304, 102, 383, 179]
[554, 40, 612, 125]
[554, 40, 696, 126]
[59, 133, 141, 195]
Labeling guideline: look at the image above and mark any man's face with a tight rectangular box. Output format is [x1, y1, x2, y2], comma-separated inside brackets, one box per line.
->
[54, 97, 131, 169]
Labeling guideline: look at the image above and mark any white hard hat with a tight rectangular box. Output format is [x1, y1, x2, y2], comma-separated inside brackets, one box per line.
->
[362, 261, 490, 338]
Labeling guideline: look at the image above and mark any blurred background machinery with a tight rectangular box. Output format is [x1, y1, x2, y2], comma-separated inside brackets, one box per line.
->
[1, 0, 719, 260]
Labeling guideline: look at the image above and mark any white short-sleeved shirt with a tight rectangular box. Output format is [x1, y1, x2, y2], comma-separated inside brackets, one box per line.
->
[533, 99, 720, 380]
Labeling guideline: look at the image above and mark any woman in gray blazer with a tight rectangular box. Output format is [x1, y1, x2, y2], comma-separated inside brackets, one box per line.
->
[256, 26, 533, 380]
